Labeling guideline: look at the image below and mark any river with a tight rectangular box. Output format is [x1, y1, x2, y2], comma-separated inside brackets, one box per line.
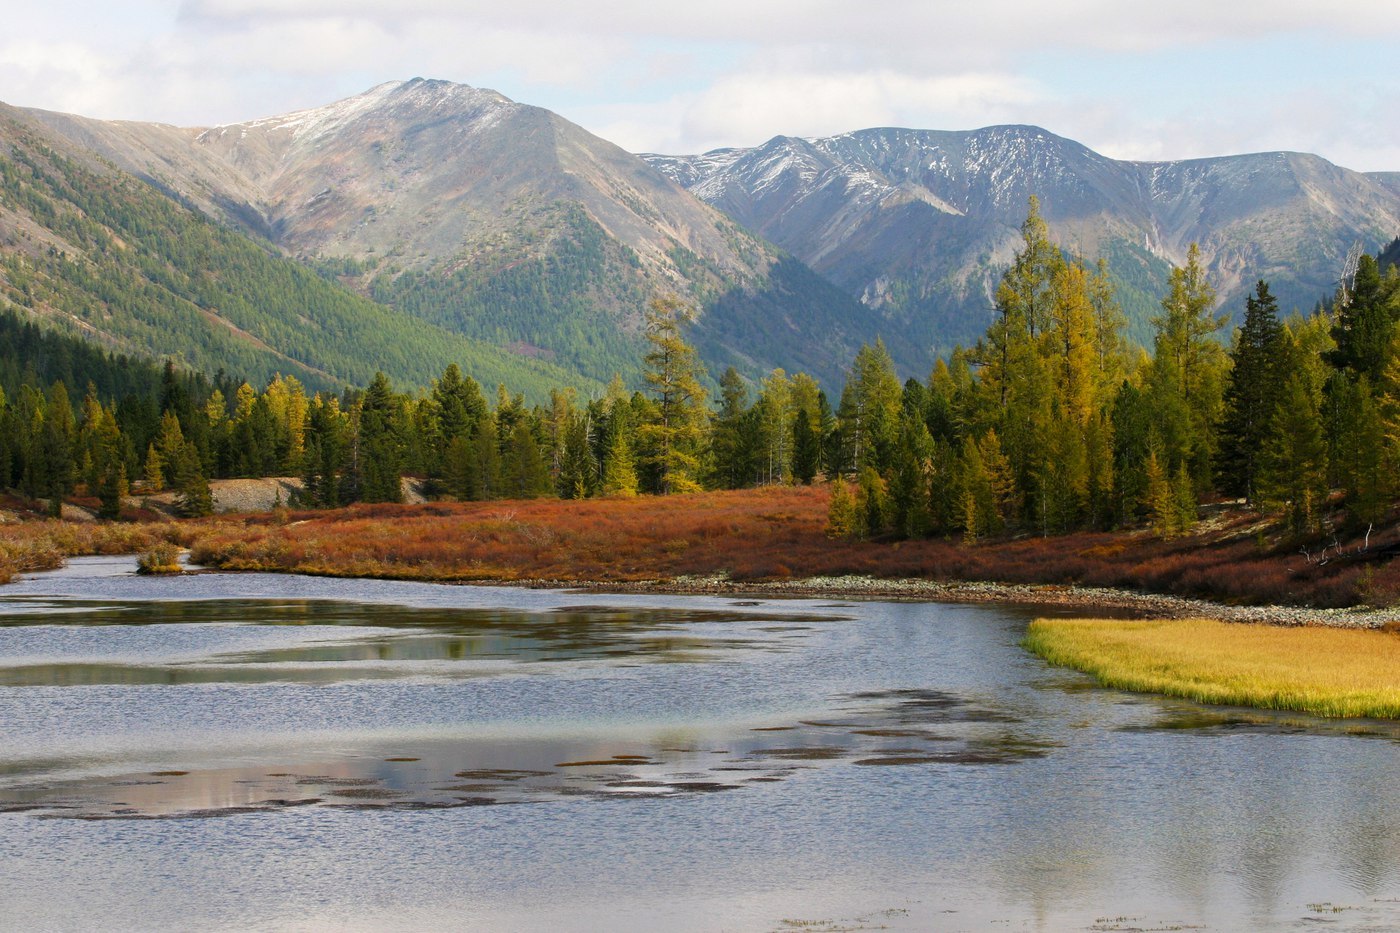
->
[1, 556, 1398, 931]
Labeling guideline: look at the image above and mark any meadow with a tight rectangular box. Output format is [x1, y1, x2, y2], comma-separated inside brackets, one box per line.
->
[1024, 616, 1400, 718]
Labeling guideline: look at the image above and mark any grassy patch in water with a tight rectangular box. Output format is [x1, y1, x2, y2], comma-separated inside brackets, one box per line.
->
[1024, 617, 1400, 719]
[135, 544, 183, 575]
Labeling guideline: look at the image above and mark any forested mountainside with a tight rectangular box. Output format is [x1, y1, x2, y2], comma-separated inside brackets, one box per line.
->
[23, 79, 917, 389]
[0, 109, 594, 398]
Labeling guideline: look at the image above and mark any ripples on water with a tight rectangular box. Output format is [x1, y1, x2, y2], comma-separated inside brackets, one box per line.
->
[1, 555, 1399, 931]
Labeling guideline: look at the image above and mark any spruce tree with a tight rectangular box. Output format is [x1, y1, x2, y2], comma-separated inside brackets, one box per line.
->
[502, 421, 552, 499]
[357, 372, 404, 503]
[1257, 373, 1329, 535]
[557, 414, 594, 499]
[1218, 281, 1285, 503]
[173, 442, 214, 518]
[1329, 254, 1396, 381]
[710, 366, 753, 489]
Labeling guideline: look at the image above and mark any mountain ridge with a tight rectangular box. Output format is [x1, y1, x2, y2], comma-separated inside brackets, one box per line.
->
[645, 124, 1400, 348]
[16, 79, 910, 389]
[6, 80, 1399, 390]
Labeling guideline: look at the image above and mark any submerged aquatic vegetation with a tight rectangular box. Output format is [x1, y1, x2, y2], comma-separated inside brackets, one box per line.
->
[1024, 617, 1400, 719]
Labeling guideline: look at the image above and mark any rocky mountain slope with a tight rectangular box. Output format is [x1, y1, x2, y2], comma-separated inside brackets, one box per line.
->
[646, 127, 1400, 349]
[21, 80, 913, 388]
[0, 104, 591, 396]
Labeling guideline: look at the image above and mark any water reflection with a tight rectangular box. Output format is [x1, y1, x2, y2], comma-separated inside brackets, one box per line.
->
[0, 598, 822, 686]
[0, 686, 1053, 819]
[2, 561, 1400, 931]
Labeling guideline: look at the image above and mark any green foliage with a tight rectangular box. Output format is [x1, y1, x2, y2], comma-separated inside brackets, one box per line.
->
[638, 296, 710, 495]
[1257, 373, 1330, 535]
[0, 132, 588, 400]
[368, 205, 644, 387]
[1218, 281, 1286, 502]
[826, 475, 859, 539]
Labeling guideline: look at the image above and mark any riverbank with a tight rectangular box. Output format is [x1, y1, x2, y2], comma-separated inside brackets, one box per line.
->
[4, 485, 1399, 624]
[540, 574, 1400, 628]
[1024, 617, 1400, 719]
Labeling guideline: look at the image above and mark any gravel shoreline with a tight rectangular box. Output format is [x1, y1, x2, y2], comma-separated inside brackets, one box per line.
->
[492, 573, 1400, 629]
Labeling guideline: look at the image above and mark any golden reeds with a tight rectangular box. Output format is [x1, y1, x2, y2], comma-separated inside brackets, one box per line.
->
[1024, 617, 1400, 719]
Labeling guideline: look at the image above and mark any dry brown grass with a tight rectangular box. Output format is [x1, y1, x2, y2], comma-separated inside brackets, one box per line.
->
[0, 519, 191, 581]
[6, 483, 1399, 609]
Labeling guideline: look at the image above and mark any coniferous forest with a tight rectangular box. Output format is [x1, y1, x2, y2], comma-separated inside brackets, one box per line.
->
[3, 197, 1399, 559]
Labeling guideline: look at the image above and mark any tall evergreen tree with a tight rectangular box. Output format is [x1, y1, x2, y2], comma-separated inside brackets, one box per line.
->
[357, 372, 404, 503]
[638, 296, 709, 495]
[710, 366, 754, 489]
[1329, 254, 1397, 381]
[1217, 281, 1285, 503]
[1257, 373, 1330, 535]
[1147, 242, 1227, 488]
[502, 421, 552, 499]
[836, 339, 901, 475]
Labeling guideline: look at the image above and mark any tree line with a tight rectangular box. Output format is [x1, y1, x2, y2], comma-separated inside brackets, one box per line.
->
[3, 196, 1397, 541]
[822, 200, 1400, 541]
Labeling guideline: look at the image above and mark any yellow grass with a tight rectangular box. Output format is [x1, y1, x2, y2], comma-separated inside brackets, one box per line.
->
[1023, 617, 1400, 719]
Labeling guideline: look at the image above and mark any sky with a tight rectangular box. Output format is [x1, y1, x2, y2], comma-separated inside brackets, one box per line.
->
[3, 0, 1398, 171]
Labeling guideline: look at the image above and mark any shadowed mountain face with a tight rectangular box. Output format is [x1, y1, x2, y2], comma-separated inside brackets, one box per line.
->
[19, 79, 917, 389]
[646, 126, 1400, 349]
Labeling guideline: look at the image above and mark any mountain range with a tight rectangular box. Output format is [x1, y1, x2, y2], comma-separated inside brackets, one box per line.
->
[2, 78, 1398, 395]
[645, 127, 1400, 350]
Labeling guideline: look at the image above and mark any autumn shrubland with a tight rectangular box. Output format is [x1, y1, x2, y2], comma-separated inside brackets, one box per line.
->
[1024, 616, 1400, 718]
[167, 484, 1400, 608]
[0, 519, 189, 583]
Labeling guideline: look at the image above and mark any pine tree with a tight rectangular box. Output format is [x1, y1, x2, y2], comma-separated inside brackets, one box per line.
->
[143, 443, 164, 492]
[502, 421, 552, 499]
[1172, 461, 1197, 535]
[1329, 254, 1396, 381]
[1257, 373, 1330, 535]
[638, 296, 709, 494]
[442, 435, 474, 500]
[1144, 445, 1176, 538]
[97, 461, 126, 521]
[836, 340, 902, 475]
[826, 475, 858, 538]
[1332, 377, 1391, 525]
[357, 372, 404, 503]
[710, 366, 753, 489]
[40, 382, 76, 516]
[1218, 281, 1285, 503]
[469, 416, 502, 501]
[557, 413, 594, 499]
[1149, 243, 1227, 488]
[889, 412, 933, 538]
[792, 413, 820, 485]
[172, 442, 214, 518]
[856, 465, 889, 537]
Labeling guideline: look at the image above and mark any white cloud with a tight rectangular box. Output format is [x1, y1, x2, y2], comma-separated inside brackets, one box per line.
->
[0, 2, 1396, 170]
[673, 70, 1043, 152]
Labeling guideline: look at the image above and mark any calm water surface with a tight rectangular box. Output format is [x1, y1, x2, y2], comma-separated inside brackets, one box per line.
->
[2, 556, 1399, 931]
